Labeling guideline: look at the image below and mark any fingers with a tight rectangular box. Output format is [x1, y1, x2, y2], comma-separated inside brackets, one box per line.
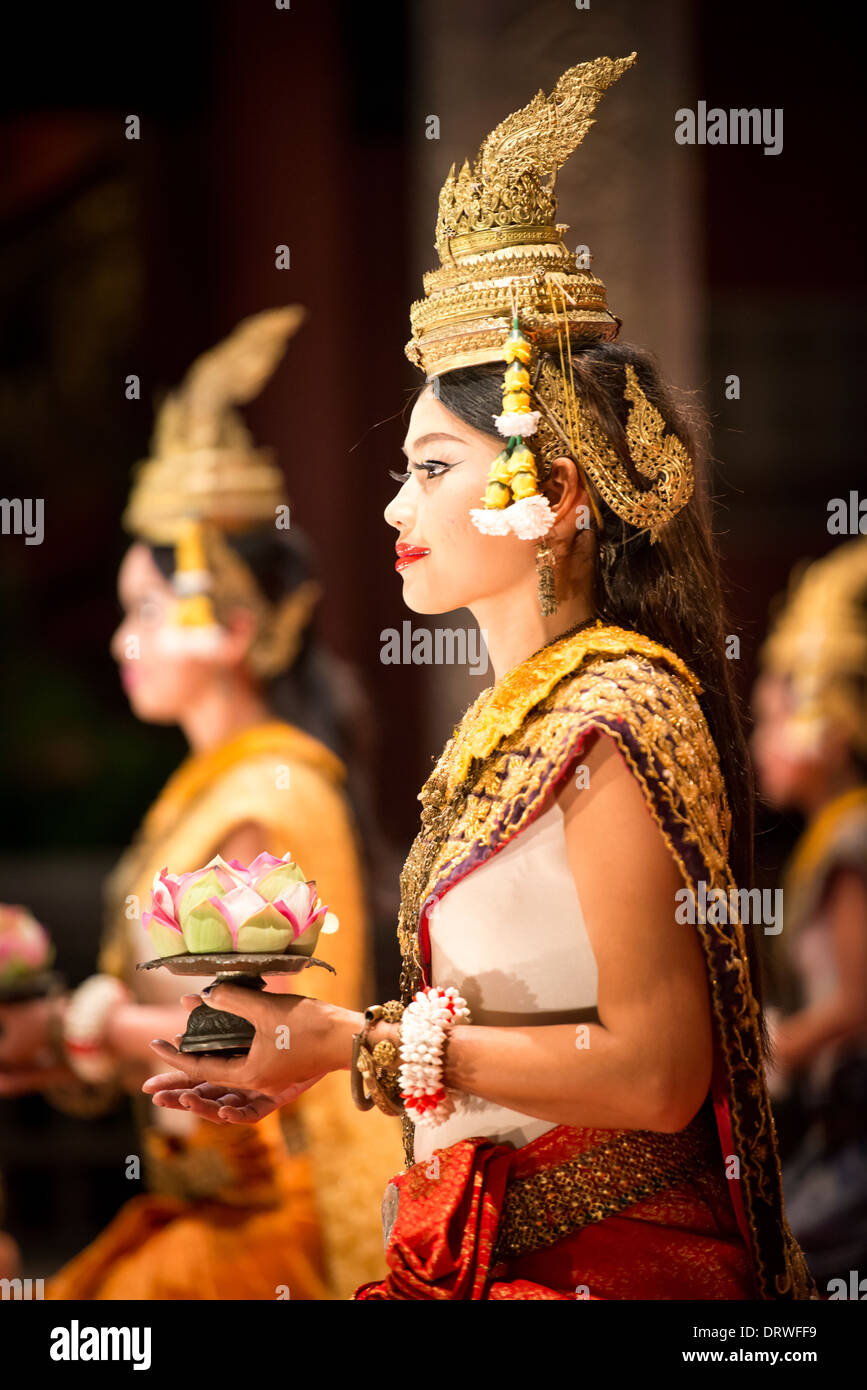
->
[147, 1040, 242, 1084]
[217, 1095, 276, 1124]
[141, 1069, 192, 1095]
[201, 983, 270, 1026]
[151, 1089, 191, 1110]
[176, 1090, 229, 1121]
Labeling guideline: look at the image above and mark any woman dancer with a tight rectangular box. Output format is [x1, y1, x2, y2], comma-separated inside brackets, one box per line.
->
[0, 308, 401, 1299]
[753, 537, 867, 1289]
[144, 58, 815, 1300]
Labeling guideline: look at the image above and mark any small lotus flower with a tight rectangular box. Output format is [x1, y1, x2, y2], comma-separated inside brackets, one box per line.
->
[143, 852, 338, 958]
[0, 905, 54, 985]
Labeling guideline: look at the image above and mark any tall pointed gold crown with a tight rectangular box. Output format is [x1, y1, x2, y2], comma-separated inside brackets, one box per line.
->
[405, 53, 695, 552]
[124, 305, 305, 543]
[123, 306, 321, 678]
[761, 537, 867, 756]
[406, 54, 636, 378]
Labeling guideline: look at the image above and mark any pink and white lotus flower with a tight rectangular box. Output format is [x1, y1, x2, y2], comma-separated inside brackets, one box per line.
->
[143, 852, 339, 958]
[0, 905, 55, 985]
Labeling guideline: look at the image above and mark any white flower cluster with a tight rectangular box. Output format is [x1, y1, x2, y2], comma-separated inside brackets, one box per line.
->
[399, 985, 471, 1126]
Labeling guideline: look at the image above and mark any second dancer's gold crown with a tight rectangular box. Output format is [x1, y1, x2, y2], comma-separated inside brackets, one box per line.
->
[124, 305, 305, 543]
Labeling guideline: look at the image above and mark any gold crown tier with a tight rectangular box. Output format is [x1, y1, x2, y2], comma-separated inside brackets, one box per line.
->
[406, 53, 636, 379]
[124, 306, 305, 543]
[123, 446, 287, 544]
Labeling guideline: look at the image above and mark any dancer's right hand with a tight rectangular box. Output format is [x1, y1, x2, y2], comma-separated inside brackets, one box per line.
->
[0, 994, 65, 1067]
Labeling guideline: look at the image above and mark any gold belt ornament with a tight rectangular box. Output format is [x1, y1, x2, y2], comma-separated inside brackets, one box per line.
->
[494, 1114, 715, 1262]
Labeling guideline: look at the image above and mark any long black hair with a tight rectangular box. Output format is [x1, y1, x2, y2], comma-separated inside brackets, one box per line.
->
[434, 341, 766, 1037]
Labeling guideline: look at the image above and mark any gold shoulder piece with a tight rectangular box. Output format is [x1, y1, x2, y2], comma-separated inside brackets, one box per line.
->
[442, 622, 700, 795]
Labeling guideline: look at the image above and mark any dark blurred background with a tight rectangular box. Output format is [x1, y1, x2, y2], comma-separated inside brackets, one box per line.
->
[0, 0, 863, 1275]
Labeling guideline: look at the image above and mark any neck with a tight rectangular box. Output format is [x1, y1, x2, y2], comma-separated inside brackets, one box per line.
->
[179, 675, 274, 755]
[471, 584, 596, 684]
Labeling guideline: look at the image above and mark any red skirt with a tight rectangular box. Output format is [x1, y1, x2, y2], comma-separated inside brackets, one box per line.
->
[354, 1117, 755, 1301]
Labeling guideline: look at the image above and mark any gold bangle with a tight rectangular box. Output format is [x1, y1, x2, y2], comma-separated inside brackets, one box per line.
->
[350, 1001, 405, 1116]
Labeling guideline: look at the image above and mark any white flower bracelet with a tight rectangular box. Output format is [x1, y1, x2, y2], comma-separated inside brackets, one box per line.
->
[399, 985, 471, 1126]
[62, 974, 130, 1083]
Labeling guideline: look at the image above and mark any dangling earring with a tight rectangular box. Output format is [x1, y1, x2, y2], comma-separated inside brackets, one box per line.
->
[536, 541, 557, 616]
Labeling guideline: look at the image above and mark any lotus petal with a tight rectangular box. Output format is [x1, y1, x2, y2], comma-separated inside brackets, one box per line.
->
[177, 869, 230, 928]
[181, 901, 234, 953]
[272, 880, 320, 930]
[214, 883, 270, 926]
[144, 912, 187, 958]
[256, 861, 307, 903]
[204, 854, 252, 887]
[235, 905, 295, 953]
[246, 850, 289, 880]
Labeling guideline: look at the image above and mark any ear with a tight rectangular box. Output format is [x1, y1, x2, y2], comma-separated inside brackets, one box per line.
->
[215, 606, 258, 668]
[543, 456, 592, 544]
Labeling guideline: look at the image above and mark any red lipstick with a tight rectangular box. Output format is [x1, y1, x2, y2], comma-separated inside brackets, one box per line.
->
[395, 541, 431, 572]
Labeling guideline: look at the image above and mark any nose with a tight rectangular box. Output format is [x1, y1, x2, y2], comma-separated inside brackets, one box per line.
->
[110, 617, 130, 664]
[384, 476, 415, 531]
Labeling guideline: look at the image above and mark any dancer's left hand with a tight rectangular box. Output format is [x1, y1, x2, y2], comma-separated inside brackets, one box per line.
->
[143, 984, 357, 1111]
[144, 1075, 325, 1123]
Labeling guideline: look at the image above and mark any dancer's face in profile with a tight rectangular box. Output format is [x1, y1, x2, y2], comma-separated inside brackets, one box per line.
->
[385, 384, 535, 615]
[751, 671, 848, 812]
[110, 542, 235, 725]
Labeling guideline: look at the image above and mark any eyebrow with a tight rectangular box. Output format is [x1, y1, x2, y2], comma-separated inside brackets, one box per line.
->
[401, 431, 467, 458]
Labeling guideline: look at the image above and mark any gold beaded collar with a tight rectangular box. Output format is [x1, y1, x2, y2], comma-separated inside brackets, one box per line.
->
[438, 621, 701, 799]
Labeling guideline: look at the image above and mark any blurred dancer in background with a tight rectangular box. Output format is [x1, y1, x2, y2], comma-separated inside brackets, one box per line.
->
[0, 307, 402, 1298]
[754, 536, 867, 1290]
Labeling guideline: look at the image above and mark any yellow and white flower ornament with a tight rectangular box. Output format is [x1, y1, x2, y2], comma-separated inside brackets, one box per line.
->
[469, 316, 556, 542]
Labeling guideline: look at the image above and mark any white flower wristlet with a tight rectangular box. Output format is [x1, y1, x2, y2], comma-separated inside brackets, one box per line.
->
[399, 985, 471, 1126]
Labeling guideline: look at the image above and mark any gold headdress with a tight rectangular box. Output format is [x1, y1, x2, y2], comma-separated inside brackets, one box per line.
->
[407, 54, 694, 549]
[760, 537, 867, 757]
[124, 306, 320, 675]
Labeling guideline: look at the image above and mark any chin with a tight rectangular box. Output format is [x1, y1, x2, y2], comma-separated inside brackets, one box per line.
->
[758, 776, 798, 813]
[399, 573, 468, 616]
[127, 690, 179, 726]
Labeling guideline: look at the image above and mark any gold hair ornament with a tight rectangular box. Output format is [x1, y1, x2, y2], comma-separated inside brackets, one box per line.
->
[198, 524, 322, 680]
[533, 357, 694, 543]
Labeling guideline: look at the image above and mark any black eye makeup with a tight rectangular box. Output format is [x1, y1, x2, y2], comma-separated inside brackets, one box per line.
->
[389, 460, 456, 483]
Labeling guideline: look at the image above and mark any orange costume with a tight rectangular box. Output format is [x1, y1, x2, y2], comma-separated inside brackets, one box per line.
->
[47, 720, 402, 1301]
[46, 307, 403, 1300]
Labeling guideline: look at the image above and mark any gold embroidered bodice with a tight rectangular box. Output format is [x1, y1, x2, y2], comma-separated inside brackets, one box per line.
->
[395, 622, 815, 1300]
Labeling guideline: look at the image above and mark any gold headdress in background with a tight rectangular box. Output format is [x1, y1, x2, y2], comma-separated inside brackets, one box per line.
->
[406, 54, 694, 556]
[123, 306, 320, 675]
[760, 537, 867, 758]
